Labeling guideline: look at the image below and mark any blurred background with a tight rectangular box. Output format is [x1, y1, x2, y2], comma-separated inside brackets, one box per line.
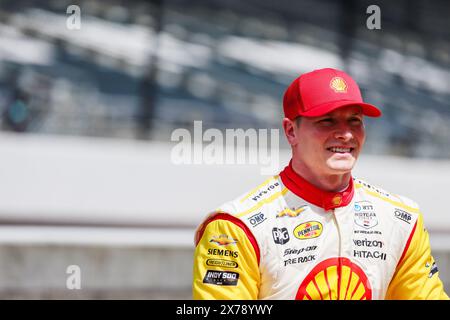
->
[0, 0, 449, 299]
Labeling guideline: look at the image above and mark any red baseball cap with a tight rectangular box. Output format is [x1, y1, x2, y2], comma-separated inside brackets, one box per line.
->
[283, 68, 382, 119]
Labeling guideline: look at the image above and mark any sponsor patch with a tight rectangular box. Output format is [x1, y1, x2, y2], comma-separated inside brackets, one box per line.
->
[353, 238, 383, 248]
[272, 227, 290, 245]
[294, 221, 323, 240]
[276, 206, 307, 218]
[332, 195, 342, 206]
[284, 255, 316, 266]
[394, 208, 412, 224]
[330, 77, 347, 93]
[296, 257, 372, 300]
[354, 230, 382, 235]
[247, 212, 266, 227]
[203, 270, 239, 286]
[428, 262, 439, 278]
[283, 246, 317, 257]
[207, 248, 239, 258]
[209, 234, 237, 246]
[251, 182, 279, 202]
[353, 250, 386, 260]
[354, 201, 378, 229]
[356, 180, 390, 197]
[206, 259, 238, 269]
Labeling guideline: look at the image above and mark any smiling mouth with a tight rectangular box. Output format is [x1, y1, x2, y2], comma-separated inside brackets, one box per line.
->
[327, 147, 354, 153]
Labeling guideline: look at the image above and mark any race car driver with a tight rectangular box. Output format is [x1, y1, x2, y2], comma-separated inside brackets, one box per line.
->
[192, 68, 449, 300]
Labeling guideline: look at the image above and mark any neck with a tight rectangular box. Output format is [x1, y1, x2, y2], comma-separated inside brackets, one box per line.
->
[291, 159, 351, 192]
[279, 161, 354, 211]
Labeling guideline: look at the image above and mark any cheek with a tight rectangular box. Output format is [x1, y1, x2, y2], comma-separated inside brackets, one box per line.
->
[295, 126, 327, 155]
[356, 128, 366, 145]
[300, 134, 327, 156]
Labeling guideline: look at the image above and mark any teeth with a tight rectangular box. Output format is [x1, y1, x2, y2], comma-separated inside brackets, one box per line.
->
[329, 147, 352, 153]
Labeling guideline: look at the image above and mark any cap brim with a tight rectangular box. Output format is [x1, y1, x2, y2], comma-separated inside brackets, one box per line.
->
[299, 100, 382, 118]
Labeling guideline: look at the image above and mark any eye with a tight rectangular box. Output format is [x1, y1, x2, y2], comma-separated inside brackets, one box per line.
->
[317, 118, 333, 124]
[351, 117, 362, 123]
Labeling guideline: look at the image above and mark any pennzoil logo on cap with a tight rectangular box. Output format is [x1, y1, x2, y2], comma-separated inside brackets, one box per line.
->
[330, 77, 347, 93]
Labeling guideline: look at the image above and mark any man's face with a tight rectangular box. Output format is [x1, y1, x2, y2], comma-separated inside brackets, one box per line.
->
[287, 105, 366, 177]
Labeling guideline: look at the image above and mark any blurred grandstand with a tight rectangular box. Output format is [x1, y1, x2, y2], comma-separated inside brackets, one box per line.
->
[0, 0, 449, 299]
[1, 0, 449, 156]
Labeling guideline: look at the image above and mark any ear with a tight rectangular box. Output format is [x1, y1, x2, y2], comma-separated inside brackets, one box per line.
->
[282, 118, 297, 146]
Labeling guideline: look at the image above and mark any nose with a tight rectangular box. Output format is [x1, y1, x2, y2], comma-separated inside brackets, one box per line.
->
[333, 123, 353, 141]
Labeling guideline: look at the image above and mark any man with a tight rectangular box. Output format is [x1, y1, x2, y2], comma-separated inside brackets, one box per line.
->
[192, 68, 448, 300]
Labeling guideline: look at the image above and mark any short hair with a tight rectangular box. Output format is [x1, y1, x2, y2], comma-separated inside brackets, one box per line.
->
[295, 116, 302, 127]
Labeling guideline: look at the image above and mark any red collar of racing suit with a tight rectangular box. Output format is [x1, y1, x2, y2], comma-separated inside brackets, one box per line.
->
[279, 161, 354, 211]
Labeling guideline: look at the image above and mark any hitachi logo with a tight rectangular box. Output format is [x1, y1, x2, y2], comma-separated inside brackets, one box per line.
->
[354, 250, 386, 260]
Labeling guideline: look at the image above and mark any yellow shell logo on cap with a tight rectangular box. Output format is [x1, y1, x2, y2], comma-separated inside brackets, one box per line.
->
[330, 77, 347, 93]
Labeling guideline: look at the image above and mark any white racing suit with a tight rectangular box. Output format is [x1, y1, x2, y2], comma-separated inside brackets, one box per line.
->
[193, 162, 449, 300]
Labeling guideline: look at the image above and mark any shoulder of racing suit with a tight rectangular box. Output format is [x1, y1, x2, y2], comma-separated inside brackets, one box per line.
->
[192, 176, 283, 299]
[194, 175, 284, 261]
[352, 178, 450, 300]
[353, 176, 421, 241]
[353, 177, 419, 209]
[195, 174, 283, 235]
[353, 177, 421, 226]
[218, 174, 285, 220]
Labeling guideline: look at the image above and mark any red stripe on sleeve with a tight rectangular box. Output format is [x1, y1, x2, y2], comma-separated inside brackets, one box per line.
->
[397, 221, 417, 267]
[195, 212, 260, 265]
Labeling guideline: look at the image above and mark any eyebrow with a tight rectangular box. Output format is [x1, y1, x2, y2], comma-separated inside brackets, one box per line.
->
[324, 112, 362, 117]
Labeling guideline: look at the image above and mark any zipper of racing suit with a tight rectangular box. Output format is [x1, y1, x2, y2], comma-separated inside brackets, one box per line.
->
[331, 209, 342, 300]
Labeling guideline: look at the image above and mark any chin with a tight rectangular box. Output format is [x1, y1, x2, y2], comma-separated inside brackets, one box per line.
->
[326, 160, 355, 173]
